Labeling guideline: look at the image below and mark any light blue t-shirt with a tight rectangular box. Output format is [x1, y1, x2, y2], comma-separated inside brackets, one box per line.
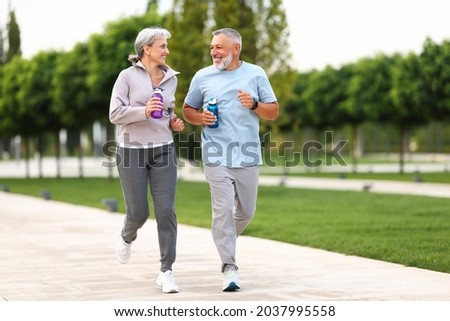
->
[184, 62, 277, 168]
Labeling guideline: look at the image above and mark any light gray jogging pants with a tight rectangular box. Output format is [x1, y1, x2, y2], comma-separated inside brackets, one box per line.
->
[117, 144, 177, 272]
[204, 165, 259, 272]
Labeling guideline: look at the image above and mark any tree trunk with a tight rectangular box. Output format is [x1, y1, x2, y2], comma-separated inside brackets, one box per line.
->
[350, 124, 359, 173]
[399, 125, 407, 175]
[37, 135, 45, 178]
[54, 130, 61, 178]
[24, 137, 30, 178]
[78, 129, 84, 180]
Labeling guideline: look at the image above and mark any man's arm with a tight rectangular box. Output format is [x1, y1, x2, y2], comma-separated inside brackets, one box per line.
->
[182, 103, 217, 127]
[237, 89, 279, 121]
[252, 100, 279, 121]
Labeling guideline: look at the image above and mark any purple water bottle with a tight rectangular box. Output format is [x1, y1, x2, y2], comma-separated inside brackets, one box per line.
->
[150, 88, 163, 119]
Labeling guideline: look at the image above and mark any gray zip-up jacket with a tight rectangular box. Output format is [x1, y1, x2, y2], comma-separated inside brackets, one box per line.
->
[109, 61, 180, 148]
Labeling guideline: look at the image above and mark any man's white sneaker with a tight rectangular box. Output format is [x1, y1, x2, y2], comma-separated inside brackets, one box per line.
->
[222, 265, 240, 291]
[116, 238, 132, 264]
[156, 270, 179, 293]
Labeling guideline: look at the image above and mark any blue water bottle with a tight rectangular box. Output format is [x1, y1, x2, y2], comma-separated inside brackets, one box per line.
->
[150, 88, 163, 119]
[207, 98, 219, 128]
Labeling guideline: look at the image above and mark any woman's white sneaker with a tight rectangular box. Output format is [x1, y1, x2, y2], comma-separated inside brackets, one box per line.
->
[116, 238, 132, 264]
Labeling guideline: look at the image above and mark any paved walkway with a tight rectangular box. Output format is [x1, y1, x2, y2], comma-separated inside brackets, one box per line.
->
[1, 191, 449, 301]
[1, 157, 450, 302]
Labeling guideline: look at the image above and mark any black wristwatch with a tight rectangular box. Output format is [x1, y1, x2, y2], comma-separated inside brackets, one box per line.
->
[251, 100, 259, 110]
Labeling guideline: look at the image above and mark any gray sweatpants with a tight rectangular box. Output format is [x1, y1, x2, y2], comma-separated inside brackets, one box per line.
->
[204, 165, 259, 272]
[117, 144, 177, 272]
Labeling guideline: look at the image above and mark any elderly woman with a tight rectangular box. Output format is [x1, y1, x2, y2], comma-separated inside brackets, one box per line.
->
[109, 26, 184, 294]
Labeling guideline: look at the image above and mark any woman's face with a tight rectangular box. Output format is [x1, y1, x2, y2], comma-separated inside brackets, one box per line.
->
[145, 38, 169, 65]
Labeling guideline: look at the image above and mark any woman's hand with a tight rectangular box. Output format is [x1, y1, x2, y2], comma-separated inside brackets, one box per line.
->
[170, 114, 185, 132]
[145, 97, 164, 119]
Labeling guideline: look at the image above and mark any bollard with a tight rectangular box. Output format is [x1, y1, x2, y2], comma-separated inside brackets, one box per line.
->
[40, 190, 51, 200]
[102, 198, 118, 212]
[362, 183, 372, 192]
[279, 167, 289, 187]
[414, 171, 423, 183]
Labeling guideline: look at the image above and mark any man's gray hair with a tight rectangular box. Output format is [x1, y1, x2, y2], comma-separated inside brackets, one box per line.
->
[212, 28, 242, 47]
[128, 26, 171, 63]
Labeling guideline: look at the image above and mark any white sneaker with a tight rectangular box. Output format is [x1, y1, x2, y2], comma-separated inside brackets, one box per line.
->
[116, 238, 132, 264]
[156, 270, 179, 293]
[222, 265, 240, 291]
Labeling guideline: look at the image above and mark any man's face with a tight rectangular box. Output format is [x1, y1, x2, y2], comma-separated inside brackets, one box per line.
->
[210, 34, 234, 70]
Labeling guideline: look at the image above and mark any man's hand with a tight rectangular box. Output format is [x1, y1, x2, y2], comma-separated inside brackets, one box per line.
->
[237, 89, 254, 109]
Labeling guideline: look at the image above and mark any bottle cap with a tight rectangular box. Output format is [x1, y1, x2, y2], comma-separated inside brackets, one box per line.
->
[208, 98, 218, 104]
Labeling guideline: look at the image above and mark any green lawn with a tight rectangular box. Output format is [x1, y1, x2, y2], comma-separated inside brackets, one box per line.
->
[305, 172, 450, 183]
[262, 170, 450, 184]
[1, 177, 449, 273]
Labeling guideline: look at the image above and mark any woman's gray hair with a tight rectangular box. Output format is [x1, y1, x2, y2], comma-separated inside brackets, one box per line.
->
[212, 28, 242, 47]
[128, 26, 171, 64]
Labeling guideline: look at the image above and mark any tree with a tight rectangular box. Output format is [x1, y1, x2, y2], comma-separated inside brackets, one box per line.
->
[389, 52, 429, 173]
[290, 67, 347, 131]
[5, 9, 21, 62]
[340, 63, 367, 171]
[146, 0, 159, 12]
[420, 38, 450, 122]
[52, 44, 94, 178]
[348, 55, 395, 123]
[0, 63, 5, 159]
[267, 68, 297, 134]
[285, 71, 314, 131]
[1, 8, 22, 161]
[1, 56, 32, 176]
[254, 0, 295, 134]
[349, 54, 420, 173]
[0, 27, 5, 64]
[284, 70, 317, 166]
[21, 51, 61, 177]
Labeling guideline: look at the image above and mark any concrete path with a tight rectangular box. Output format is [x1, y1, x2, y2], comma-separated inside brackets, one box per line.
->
[1, 191, 449, 301]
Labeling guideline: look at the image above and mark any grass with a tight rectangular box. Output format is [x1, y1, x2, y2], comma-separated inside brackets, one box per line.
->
[1, 177, 449, 273]
[282, 171, 450, 183]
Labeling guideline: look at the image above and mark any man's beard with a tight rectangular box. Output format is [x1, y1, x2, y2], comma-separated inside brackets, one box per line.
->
[214, 53, 232, 70]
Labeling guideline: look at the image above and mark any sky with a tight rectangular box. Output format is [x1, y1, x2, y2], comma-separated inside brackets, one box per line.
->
[1, 0, 450, 71]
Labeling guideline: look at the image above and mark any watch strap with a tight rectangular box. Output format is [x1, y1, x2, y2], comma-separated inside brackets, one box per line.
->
[251, 100, 259, 110]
